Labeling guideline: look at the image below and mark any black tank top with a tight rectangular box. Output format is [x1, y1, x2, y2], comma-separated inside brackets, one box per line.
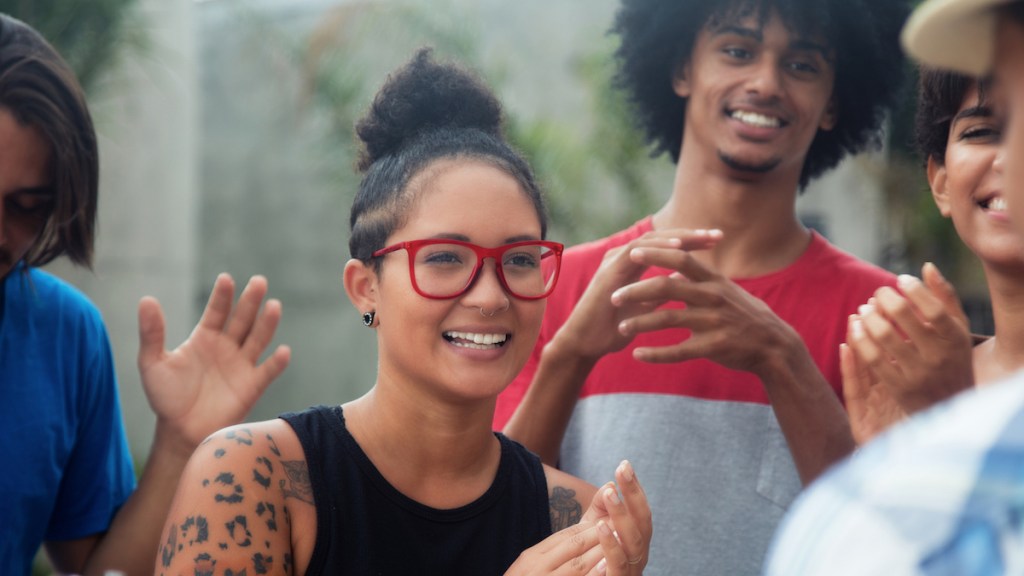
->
[280, 405, 552, 575]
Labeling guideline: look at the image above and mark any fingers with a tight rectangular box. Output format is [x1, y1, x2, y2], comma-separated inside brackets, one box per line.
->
[593, 521, 629, 575]
[611, 461, 650, 569]
[593, 232, 710, 295]
[254, 344, 292, 390]
[840, 341, 869, 406]
[847, 313, 905, 386]
[857, 298, 916, 363]
[240, 296, 284, 363]
[921, 263, 965, 320]
[626, 244, 720, 285]
[197, 273, 236, 331]
[545, 522, 604, 574]
[137, 296, 167, 371]
[226, 275, 270, 344]
[636, 227, 723, 252]
[841, 342, 873, 445]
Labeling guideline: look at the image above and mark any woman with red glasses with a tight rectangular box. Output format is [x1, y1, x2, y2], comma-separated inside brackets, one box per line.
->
[156, 49, 652, 575]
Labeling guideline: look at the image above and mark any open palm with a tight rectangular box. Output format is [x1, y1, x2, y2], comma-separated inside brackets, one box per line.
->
[136, 274, 291, 452]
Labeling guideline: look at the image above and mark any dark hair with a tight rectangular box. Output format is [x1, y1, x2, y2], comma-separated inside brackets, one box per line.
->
[1001, 1, 1024, 26]
[0, 14, 97, 268]
[914, 68, 991, 166]
[348, 48, 547, 267]
[610, 0, 910, 188]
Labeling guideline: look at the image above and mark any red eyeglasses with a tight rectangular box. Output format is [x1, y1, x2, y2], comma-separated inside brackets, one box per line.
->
[372, 239, 563, 300]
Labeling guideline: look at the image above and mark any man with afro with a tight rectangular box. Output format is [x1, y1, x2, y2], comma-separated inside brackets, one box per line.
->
[495, 1, 910, 574]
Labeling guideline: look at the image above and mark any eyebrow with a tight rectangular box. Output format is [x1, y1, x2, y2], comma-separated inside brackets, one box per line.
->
[712, 25, 833, 61]
[953, 106, 995, 124]
[429, 233, 541, 244]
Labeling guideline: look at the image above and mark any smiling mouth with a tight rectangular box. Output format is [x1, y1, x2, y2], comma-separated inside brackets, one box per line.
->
[443, 331, 509, 350]
[979, 196, 1007, 212]
[729, 109, 784, 129]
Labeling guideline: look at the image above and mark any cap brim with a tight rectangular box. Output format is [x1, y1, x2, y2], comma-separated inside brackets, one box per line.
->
[901, 0, 1008, 76]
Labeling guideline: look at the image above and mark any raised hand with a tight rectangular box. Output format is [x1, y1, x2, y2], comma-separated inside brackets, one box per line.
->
[841, 339, 908, 445]
[584, 461, 652, 575]
[551, 229, 721, 362]
[136, 273, 291, 455]
[846, 263, 973, 416]
[611, 242, 799, 377]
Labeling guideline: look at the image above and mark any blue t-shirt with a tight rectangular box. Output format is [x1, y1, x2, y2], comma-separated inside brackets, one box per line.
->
[0, 266, 135, 574]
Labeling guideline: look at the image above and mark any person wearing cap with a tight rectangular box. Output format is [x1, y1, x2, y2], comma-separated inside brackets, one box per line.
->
[764, 1, 1024, 573]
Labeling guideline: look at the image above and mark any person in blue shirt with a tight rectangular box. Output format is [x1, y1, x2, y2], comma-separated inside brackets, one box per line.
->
[0, 13, 291, 576]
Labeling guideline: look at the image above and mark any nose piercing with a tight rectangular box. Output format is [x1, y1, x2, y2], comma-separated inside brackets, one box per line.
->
[479, 298, 510, 317]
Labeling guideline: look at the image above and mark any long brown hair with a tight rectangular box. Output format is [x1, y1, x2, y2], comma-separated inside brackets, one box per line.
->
[0, 14, 97, 268]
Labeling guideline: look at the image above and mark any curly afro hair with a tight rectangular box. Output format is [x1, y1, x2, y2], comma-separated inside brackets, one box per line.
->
[914, 68, 992, 167]
[610, 0, 910, 188]
[349, 48, 548, 265]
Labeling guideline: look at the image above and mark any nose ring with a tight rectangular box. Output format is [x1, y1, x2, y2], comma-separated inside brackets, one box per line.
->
[479, 297, 510, 317]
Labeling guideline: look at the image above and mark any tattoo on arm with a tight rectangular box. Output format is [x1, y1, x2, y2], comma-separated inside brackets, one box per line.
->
[163, 432, 300, 575]
[160, 523, 177, 568]
[280, 460, 314, 504]
[213, 471, 245, 504]
[254, 456, 274, 489]
[549, 486, 583, 531]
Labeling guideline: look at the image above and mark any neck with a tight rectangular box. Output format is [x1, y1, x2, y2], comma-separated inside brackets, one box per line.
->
[976, 263, 1024, 383]
[652, 147, 810, 278]
[342, 378, 501, 507]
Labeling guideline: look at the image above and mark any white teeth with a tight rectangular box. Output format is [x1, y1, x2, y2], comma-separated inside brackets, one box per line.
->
[731, 110, 781, 128]
[444, 331, 508, 348]
[989, 197, 1008, 212]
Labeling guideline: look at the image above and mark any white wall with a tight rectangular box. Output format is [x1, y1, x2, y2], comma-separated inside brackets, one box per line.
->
[47, 0, 198, 460]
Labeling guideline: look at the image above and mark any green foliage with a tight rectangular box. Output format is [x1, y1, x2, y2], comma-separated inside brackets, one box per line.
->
[0, 0, 144, 93]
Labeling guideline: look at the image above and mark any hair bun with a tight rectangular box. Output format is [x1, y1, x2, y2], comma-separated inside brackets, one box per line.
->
[356, 48, 503, 172]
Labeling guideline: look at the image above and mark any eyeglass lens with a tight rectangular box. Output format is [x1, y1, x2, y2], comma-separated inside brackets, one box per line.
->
[412, 242, 557, 298]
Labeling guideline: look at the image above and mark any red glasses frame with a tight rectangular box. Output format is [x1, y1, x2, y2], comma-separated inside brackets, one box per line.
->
[372, 238, 564, 300]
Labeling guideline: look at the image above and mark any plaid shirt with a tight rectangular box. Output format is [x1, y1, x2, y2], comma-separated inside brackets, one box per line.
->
[765, 374, 1024, 575]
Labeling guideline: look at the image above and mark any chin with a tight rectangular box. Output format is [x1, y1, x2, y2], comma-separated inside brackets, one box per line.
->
[718, 151, 781, 175]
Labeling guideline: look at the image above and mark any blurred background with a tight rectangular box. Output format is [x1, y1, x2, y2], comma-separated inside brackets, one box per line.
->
[2, 0, 989, 570]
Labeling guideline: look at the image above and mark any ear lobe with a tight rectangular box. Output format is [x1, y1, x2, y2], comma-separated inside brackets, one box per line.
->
[926, 155, 952, 217]
[672, 60, 692, 98]
[343, 259, 379, 316]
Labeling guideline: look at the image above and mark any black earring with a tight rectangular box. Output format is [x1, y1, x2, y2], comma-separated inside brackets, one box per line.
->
[362, 311, 375, 327]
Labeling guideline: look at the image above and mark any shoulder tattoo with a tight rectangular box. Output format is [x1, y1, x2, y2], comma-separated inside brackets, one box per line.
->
[549, 485, 582, 531]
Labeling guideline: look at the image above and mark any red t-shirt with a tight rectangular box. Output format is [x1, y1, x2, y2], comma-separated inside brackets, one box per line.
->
[494, 217, 897, 427]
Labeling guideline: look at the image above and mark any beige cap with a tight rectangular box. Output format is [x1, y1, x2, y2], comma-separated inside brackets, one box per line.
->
[901, 0, 1013, 76]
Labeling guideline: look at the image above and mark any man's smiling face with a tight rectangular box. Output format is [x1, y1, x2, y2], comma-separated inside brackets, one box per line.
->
[673, 9, 836, 181]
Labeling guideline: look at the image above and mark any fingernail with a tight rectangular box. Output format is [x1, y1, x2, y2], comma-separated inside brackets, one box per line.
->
[619, 460, 634, 482]
[605, 487, 620, 505]
[851, 318, 865, 339]
[596, 558, 608, 574]
[897, 274, 919, 290]
[598, 520, 612, 535]
[857, 304, 873, 317]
